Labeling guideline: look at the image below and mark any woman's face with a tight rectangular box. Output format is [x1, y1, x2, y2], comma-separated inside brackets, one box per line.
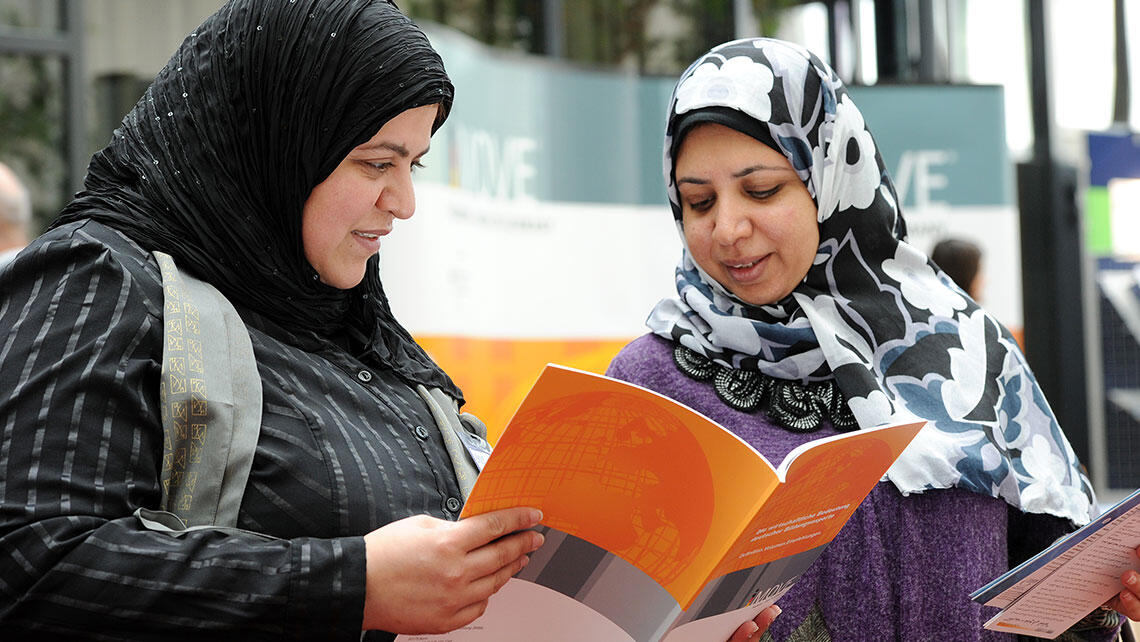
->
[302, 104, 439, 289]
[675, 123, 819, 306]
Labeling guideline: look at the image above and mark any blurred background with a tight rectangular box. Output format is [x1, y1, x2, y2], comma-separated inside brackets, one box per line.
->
[1, 0, 1138, 503]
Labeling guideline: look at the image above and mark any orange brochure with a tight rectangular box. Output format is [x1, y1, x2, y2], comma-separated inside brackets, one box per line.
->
[399, 364, 924, 642]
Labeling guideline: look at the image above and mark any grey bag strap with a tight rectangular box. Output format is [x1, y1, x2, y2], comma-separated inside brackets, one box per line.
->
[150, 251, 262, 529]
[133, 507, 280, 541]
[415, 385, 492, 500]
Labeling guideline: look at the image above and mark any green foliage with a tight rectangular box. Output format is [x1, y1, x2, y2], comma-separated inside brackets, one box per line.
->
[0, 52, 66, 234]
[403, 0, 799, 75]
[670, 0, 800, 66]
[0, 3, 68, 233]
[402, 0, 546, 53]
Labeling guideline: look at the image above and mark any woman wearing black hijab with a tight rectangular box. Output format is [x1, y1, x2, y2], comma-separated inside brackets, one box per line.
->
[0, 1, 543, 638]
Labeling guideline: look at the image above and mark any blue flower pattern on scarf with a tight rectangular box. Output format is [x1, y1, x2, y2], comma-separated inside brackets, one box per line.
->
[647, 38, 1095, 525]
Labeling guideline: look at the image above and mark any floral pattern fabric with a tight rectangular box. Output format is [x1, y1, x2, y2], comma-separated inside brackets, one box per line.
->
[646, 38, 1095, 525]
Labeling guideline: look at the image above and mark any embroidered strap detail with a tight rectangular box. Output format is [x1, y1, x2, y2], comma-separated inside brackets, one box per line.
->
[673, 344, 857, 433]
[152, 251, 262, 529]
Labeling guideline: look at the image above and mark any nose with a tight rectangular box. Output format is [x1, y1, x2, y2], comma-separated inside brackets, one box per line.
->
[709, 200, 751, 247]
[376, 168, 416, 220]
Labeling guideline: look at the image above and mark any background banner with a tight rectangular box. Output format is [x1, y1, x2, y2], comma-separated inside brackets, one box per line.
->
[384, 27, 1015, 439]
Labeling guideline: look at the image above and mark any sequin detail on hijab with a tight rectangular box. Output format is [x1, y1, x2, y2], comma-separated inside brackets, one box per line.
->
[51, 0, 462, 400]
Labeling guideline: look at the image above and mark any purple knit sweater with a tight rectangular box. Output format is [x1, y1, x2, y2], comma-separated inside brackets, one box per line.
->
[608, 334, 1118, 642]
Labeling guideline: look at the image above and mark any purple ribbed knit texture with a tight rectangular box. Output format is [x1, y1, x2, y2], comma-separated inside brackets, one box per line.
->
[608, 334, 1116, 642]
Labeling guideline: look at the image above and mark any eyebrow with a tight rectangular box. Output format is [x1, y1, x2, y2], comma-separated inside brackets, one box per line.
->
[676, 164, 789, 185]
[355, 141, 431, 157]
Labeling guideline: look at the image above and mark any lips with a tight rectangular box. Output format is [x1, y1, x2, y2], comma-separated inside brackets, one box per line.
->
[724, 254, 769, 282]
[351, 229, 388, 253]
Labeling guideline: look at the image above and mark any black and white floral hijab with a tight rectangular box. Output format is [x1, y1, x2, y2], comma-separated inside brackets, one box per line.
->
[647, 38, 1095, 525]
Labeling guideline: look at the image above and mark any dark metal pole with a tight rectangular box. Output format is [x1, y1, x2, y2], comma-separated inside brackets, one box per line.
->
[1113, 0, 1130, 125]
[1018, 1, 1090, 465]
[0, 33, 72, 55]
[851, 0, 863, 84]
[734, 0, 757, 39]
[61, 0, 86, 196]
[1026, 1, 1051, 163]
[826, 0, 839, 75]
[917, 0, 935, 81]
[543, 0, 563, 58]
[874, 0, 903, 81]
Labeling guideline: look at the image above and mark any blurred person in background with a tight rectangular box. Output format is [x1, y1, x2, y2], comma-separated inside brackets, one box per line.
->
[608, 37, 1140, 641]
[0, 161, 31, 270]
[932, 237, 984, 301]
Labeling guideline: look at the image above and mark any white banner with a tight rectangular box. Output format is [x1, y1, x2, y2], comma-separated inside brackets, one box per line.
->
[383, 183, 681, 339]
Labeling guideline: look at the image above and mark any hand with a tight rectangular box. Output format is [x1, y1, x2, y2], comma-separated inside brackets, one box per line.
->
[727, 604, 782, 642]
[1105, 567, 1140, 621]
[361, 507, 545, 633]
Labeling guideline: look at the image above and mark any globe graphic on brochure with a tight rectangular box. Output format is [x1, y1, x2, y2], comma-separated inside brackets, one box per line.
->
[482, 390, 716, 585]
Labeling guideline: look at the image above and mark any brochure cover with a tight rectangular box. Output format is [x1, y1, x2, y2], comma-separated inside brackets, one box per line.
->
[399, 364, 924, 642]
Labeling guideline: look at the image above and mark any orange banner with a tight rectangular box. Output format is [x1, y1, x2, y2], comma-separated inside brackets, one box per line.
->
[416, 335, 634, 443]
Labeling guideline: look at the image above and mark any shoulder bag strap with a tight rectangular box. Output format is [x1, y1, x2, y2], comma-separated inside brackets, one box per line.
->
[150, 250, 262, 529]
[415, 385, 492, 500]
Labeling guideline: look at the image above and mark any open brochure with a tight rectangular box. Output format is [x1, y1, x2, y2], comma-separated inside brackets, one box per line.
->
[398, 364, 924, 642]
[971, 487, 1140, 639]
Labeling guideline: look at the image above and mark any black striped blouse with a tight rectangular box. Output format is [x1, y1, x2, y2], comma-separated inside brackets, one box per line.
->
[0, 220, 464, 640]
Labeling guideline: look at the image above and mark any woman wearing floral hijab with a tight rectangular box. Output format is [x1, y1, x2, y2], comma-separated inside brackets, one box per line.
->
[0, 1, 544, 638]
[609, 37, 1137, 640]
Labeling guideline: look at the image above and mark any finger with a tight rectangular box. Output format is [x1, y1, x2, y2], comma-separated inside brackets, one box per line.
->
[1125, 570, 1140, 595]
[1119, 587, 1140, 620]
[447, 596, 494, 632]
[753, 604, 782, 631]
[456, 533, 540, 592]
[448, 553, 531, 620]
[726, 605, 780, 642]
[468, 551, 531, 598]
[727, 620, 760, 642]
[457, 507, 543, 551]
[464, 528, 544, 578]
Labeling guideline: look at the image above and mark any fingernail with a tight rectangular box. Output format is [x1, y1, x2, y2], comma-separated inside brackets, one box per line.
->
[771, 605, 782, 616]
[745, 622, 759, 635]
[519, 555, 530, 569]
[1127, 573, 1138, 587]
[531, 508, 544, 523]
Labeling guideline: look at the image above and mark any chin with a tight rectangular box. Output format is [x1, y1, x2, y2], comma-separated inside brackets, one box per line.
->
[321, 271, 367, 290]
[735, 288, 787, 307]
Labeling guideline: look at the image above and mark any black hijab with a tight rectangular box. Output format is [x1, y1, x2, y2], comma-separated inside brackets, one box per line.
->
[53, 0, 462, 400]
